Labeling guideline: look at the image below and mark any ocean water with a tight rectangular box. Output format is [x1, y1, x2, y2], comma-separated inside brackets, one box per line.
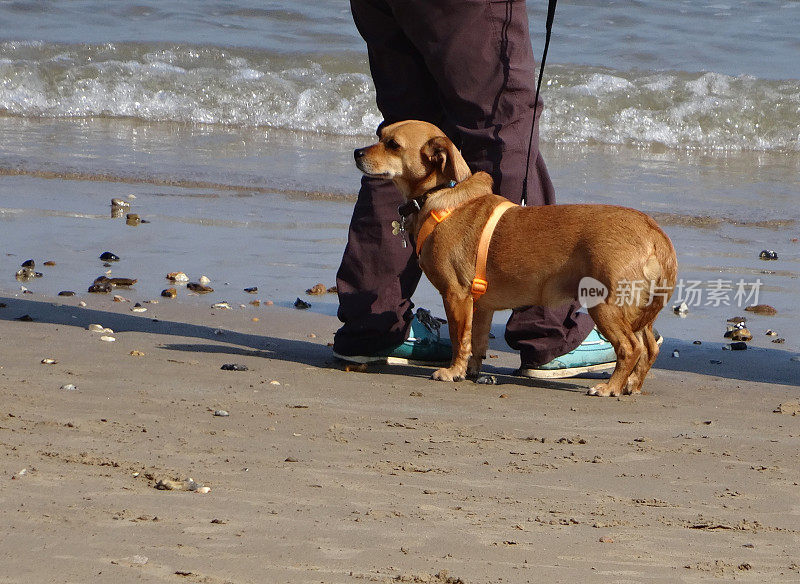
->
[1, 2, 798, 148]
[1, 1, 799, 361]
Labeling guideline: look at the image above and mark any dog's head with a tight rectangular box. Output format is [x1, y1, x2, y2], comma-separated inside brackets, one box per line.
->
[354, 120, 472, 198]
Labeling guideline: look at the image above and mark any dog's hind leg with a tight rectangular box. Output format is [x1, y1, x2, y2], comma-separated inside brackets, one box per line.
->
[467, 305, 494, 378]
[626, 324, 660, 394]
[586, 303, 643, 397]
[432, 289, 473, 382]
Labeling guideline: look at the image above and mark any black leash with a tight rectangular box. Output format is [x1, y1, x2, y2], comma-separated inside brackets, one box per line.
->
[521, 0, 558, 206]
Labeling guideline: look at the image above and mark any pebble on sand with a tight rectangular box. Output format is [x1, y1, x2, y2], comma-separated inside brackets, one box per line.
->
[673, 301, 689, 316]
[155, 478, 187, 491]
[108, 277, 137, 287]
[187, 282, 214, 294]
[99, 252, 120, 262]
[294, 298, 311, 309]
[744, 304, 777, 316]
[89, 324, 113, 333]
[15, 267, 41, 281]
[88, 282, 112, 294]
[161, 288, 177, 299]
[166, 272, 189, 282]
[730, 328, 753, 342]
[220, 363, 248, 371]
[306, 283, 327, 295]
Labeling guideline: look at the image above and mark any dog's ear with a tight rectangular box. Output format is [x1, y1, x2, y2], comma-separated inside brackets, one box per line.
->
[422, 136, 472, 183]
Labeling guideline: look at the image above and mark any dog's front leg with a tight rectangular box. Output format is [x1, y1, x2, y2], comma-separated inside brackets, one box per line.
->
[467, 305, 493, 378]
[432, 290, 473, 382]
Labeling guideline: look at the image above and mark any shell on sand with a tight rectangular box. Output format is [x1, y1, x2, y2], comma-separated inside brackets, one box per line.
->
[744, 304, 777, 316]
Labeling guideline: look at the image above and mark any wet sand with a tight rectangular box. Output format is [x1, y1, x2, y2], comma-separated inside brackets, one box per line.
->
[1, 292, 799, 583]
[2, 162, 799, 354]
[2, 116, 798, 350]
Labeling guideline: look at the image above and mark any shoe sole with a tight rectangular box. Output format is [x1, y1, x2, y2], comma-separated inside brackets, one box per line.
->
[516, 361, 616, 379]
[517, 331, 664, 379]
[333, 352, 449, 367]
[386, 356, 450, 366]
[336, 333, 663, 373]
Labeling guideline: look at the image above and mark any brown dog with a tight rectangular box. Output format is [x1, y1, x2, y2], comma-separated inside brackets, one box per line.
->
[354, 120, 677, 396]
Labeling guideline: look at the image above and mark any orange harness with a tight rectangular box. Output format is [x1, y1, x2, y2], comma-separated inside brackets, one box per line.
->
[415, 200, 517, 302]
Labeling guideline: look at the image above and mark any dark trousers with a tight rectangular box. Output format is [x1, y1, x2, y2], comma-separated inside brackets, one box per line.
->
[334, 0, 594, 366]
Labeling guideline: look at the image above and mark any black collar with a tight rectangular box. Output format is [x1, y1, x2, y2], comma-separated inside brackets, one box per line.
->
[397, 180, 457, 218]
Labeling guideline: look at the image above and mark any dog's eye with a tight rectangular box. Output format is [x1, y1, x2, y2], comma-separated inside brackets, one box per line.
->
[386, 139, 401, 150]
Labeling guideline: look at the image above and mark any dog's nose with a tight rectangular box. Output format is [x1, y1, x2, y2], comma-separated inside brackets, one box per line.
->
[354, 148, 366, 161]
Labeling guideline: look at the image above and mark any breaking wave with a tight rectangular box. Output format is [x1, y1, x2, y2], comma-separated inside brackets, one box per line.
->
[1, 42, 798, 152]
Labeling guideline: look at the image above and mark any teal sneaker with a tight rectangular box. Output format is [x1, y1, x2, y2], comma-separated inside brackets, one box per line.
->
[515, 328, 663, 379]
[333, 309, 452, 365]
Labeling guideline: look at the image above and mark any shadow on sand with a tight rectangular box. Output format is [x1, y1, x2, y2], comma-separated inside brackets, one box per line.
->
[2, 296, 798, 389]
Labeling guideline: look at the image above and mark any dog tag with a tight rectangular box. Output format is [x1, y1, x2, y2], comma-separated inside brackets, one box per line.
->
[391, 218, 408, 247]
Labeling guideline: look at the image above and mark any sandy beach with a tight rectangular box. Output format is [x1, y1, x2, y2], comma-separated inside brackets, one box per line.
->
[1, 290, 798, 583]
[2, 2, 799, 580]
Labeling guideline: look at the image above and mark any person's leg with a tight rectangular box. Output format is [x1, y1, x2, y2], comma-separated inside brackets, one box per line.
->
[391, 0, 594, 364]
[333, 177, 422, 356]
[333, 0, 445, 357]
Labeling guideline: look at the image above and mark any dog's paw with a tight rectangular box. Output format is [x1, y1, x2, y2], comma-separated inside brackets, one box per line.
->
[466, 358, 483, 378]
[623, 378, 642, 395]
[432, 367, 464, 382]
[466, 366, 482, 378]
[587, 382, 620, 397]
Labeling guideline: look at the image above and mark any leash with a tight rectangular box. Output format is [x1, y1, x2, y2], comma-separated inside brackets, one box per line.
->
[521, 0, 558, 206]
